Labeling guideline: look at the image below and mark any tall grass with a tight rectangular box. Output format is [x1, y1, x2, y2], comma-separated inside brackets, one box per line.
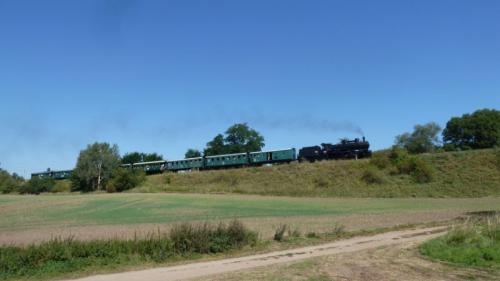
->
[420, 214, 500, 268]
[0, 220, 257, 280]
[136, 149, 500, 198]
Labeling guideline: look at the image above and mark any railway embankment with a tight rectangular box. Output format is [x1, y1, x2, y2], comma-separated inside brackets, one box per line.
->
[134, 148, 500, 198]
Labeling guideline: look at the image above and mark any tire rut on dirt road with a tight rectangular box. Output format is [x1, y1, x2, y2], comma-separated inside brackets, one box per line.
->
[62, 226, 448, 281]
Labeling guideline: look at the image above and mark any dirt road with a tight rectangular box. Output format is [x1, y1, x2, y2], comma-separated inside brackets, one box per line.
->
[63, 226, 447, 281]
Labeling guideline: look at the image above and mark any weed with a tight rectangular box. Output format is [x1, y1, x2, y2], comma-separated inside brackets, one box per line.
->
[306, 232, 319, 239]
[421, 215, 500, 268]
[326, 223, 345, 237]
[362, 166, 385, 184]
[288, 227, 301, 238]
[274, 224, 288, 242]
[0, 220, 257, 280]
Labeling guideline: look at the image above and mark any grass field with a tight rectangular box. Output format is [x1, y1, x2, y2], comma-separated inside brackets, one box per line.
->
[1, 193, 500, 245]
[421, 213, 500, 269]
[134, 149, 500, 198]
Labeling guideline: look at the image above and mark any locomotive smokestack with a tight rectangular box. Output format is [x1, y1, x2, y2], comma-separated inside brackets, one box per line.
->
[362, 136, 365, 142]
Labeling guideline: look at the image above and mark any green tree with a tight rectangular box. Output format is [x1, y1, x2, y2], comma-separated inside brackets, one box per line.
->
[122, 152, 163, 164]
[0, 169, 24, 194]
[106, 169, 146, 193]
[185, 149, 202, 158]
[204, 134, 227, 156]
[72, 142, 121, 192]
[224, 123, 265, 153]
[18, 177, 55, 194]
[204, 124, 265, 156]
[443, 109, 500, 150]
[395, 122, 441, 154]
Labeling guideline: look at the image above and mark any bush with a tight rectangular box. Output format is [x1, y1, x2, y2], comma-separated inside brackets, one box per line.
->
[0, 220, 257, 280]
[410, 157, 434, 183]
[288, 227, 301, 238]
[274, 224, 288, 242]
[326, 223, 346, 237]
[169, 220, 256, 254]
[0, 170, 23, 194]
[362, 167, 385, 184]
[388, 147, 434, 183]
[369, 151, 391, 169]
[389, 146, 410, 166]
[306, 232, 319, 239]
[107, 169, 146, 193]
[18, 178, 55, 194]
[420, 215, 500, 268]
[496, 149, 500, 171]
[49, 181, 71, 193]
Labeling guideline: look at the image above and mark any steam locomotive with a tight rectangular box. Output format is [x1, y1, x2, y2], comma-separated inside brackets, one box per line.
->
[298, 137, 372, 162]
[31, 138, 371, 179]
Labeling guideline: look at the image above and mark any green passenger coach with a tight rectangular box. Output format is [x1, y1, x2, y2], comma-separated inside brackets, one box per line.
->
[205, 152, 248, 168]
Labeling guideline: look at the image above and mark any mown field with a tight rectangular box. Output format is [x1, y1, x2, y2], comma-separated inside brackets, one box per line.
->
[135, 149, 500, 198]
[1, 193, 500, 245]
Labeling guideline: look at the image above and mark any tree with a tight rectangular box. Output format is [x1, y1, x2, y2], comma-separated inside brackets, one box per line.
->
[122, 152, 163, 164]
[443, 109, 500, 150]
[185, 149, 202, 158]
[224, 123, 265, 153]
[395, 122, 441, 154]
[72, 142, 121, 192]
[18, 177, 55, 194]
[0, 169, 24, 194]
[106, 169, 146, 193]
[204, 134, 227, 156]
[203, 124, 265, 156]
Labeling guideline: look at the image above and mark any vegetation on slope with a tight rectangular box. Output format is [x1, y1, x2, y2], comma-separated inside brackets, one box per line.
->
[135, 149, 500, 197]
[420, 213, 500, 269]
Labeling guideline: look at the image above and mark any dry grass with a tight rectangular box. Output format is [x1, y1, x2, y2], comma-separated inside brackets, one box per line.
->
[135, 149, 500, 197]
[196, 239, 500, 281]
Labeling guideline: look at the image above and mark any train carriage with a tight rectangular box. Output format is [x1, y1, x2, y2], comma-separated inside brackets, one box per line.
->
[205, 152, 248, 168]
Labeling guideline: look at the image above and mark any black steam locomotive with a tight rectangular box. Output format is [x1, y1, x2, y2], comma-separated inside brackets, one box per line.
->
[298, 137, 372, 162]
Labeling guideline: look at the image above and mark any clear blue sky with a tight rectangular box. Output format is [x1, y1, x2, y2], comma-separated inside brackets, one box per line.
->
[1, 0, 499, 177]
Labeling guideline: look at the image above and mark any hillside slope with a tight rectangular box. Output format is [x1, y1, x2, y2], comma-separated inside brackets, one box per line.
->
[134, 149, 500, 197]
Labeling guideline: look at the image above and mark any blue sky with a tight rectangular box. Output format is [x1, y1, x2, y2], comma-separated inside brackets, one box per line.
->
[1, 0, 499, 177]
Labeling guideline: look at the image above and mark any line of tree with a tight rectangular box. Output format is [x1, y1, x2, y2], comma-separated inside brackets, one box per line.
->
[443, 109, 500, 150]
[121, 152, 163, 164]
[395, 108, 499, 154]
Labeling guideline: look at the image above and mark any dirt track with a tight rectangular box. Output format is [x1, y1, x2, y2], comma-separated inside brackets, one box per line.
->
[63, 226, 447, 281]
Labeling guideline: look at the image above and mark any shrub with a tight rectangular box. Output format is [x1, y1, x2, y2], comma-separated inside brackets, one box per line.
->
[107, 169, 146, 193]
[420, 215, 500, 268]
[389, 146, 409, 166]
[274, 224, 288, 242]
[170, 220, 256, 254]
[369, 151, 391, 169]
[18, 178, 55, 194]
[388, 148, 434, 183]
[496, 149, 500, 171]
[362, 167, 385, 184]
[49, 181, 71, 193]
[0, 220, 257, 280]
[0, 170, 23, 194]
[326, 223, 345, 237]
[410, 157, 434, 183]
[288, 227, 301, 238]
[306, 232, 319, 239]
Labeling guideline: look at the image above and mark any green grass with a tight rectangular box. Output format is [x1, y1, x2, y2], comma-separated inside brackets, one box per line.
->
[1, 194, 500, 232]
[134, 149, 500, 198]
[0, 220, 256, 281]
[421, 214, 500, 269]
